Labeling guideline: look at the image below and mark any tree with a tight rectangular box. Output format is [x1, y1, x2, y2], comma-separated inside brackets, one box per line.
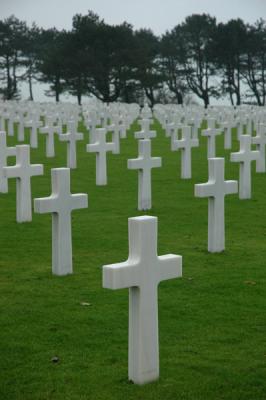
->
[72, 12, 135, 103]
[181, 14, 218, 108]
[242, 20, 266, 106]
[0, 15, 27, 100]
[160, 26, 188, 104]
[36, 28, 68, 102]
[132, 29, 163, 107]
[212, 19, 247, 105]
[20, 23, 42, 101]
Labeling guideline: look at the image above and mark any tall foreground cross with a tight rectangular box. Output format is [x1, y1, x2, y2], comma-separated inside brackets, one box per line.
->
[128, 139, 161, 210]
[34, 168, 88, 275]
[195, 158, 238, 252]
[103, 216, 182, 385]
[4, 145, 43, 222]
[230, 135, 259, 199]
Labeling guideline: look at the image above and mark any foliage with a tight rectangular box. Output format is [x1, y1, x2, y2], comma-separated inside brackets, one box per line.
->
[0, 11, 266, 106]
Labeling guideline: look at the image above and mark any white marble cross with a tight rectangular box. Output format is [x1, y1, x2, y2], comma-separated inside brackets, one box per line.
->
[39, 116, 60, 157]
[86, 128, 115, 185]
[171, 125, 199, 179]
[107, 117, 121, 154]
[201, 118, 222, 158]
[135, 119, 156, 140]
[220, 119, 235, 149]
[252, 124, 266, 173]
[0, 131, 16, 193]
[166, 114, 182, 138]
[34, 168, 88, 276]
[25, 114, 42, 148]
[103, 215, 182, 385]
[4, 145, 43, 222]
[128, 139, 161, 210]
[59, 120, 83, 168]
[195, 158, 238, 252]
[231, 135, 259, 199]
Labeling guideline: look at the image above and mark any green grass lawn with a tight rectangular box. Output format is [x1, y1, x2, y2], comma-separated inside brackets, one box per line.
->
[0, 117, 266, 400]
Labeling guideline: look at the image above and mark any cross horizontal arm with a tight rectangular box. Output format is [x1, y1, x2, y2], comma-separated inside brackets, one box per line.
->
[158, 254, 182, 283]
[103, 261, 140, 290]
[195, 182, 215, 198]
[34, 196, 58, 214]
[128, 158, 144, 170]
[225, 180, 238, 195]
[3, 165, 21, 178]
[7, 147, 16, 157]
[31, 165, 44, 177]
[71, 193, 88, 211]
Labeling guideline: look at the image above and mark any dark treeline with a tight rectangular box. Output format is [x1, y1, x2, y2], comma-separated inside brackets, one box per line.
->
[0, 11, 266, 107]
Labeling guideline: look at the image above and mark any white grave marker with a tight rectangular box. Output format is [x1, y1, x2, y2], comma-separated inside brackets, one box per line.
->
[0, 131, 16, 193]
[59, 120, 83, 168]
[135, 119, 156, 140]
[39, 116, 60, 157]
[195, 158, 238, 252]
[86, 128, 115, 185]
[103, 216, 182, 384]
[128, 139, 161, 210]
[230, 135, 259, 199]
[34, 168, 88, 275]
[252, 124, 266, 173]
[201, 118, 222, 158]
[171, 126, 199, 179]
[4, 145, 43, 222]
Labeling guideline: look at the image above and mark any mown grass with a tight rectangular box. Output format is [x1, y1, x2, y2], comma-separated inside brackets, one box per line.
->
[0, 116, 266, 400]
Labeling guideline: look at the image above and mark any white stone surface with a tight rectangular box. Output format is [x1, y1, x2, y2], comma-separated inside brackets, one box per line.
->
[231, 135, 259, 199]
[4, 145, 43, 222]
[135, 119, 156, 140]
[195, 158, 238, 252]
[128, 139, 161, 210]
[39, 116, 60, 157]
[34, 168, 88, 275]
[252, 124, 266, 173]
[59, 120, 83, 168]
[0, 131, 16, 193]
[86, 128, 115, 185]
[221, 120, 234, 149]
[103, 215, 182, 385]
[201, 118, 222, 158]
[171, 125, 199, 179]
[25, 115, 42, 148]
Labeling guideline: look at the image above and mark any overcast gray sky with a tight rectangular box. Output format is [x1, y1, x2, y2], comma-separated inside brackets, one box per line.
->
[1, 0, 266, 35]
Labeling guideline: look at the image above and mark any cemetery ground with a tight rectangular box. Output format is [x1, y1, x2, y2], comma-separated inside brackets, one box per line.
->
[0, 119, 266, 400]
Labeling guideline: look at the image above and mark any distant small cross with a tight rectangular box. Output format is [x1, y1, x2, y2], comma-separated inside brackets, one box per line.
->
[0, 131, 16, 193]
[128, 139, 161, 210]
[59, 120, 83, 168]
[171, 125, 199, 179]
[86, 128, 115, 185]
[201, 118, 222, 158]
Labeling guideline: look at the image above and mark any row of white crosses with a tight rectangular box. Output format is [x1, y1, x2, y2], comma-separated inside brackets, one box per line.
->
[0, 130, 88, 274]
[0, 108, 182, 385]
[154, 106, 266, 253]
